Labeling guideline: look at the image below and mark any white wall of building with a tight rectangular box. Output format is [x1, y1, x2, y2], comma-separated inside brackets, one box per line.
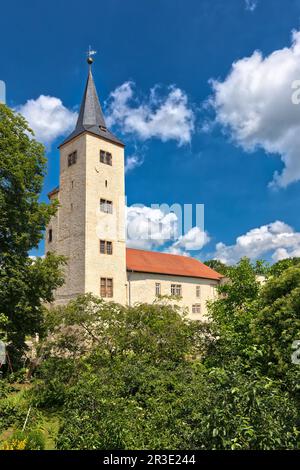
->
[127, 271, 219, 320]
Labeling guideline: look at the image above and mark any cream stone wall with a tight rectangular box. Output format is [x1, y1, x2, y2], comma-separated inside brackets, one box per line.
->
[46, 135, 87, 304]
[127, 271, 219, 320]
[45, 132, 127, 305]
[84, 134, 127, 305]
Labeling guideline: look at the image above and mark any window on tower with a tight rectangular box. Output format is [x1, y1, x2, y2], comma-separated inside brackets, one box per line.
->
[100, 150, 112, 166]
[100, 277, 113, 298]
[68, 151, 77, 167]
[100, 198, 113, 214]
[100, 240, 113, 255]
[48, 229, 53, 243]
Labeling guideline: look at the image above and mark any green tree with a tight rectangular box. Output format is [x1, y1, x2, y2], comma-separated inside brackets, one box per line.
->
[269, 257, 300, 277]
[204, 258, 260, 367]
[204, 259, 228, 275]
[32, 294, 299, 450]
[251, 265, 300, 385]
[0, 104, 65, 365]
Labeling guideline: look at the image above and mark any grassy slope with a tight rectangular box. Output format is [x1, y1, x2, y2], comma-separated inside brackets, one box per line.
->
[0, 382, 60, 450]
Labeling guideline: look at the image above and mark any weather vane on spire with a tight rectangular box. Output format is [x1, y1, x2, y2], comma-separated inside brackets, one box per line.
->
[87, 45, 97, 65]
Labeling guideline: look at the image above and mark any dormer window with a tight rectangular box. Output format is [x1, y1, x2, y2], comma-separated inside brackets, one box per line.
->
[68, 151, 77, 167]
[100, 150, 112, 166]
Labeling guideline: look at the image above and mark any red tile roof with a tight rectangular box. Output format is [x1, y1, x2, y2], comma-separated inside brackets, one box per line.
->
[126, 248, 222, 280]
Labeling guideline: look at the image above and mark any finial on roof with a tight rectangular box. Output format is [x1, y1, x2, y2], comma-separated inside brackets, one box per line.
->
[87, 45, 97, 65]
[59, 48, 124, 147]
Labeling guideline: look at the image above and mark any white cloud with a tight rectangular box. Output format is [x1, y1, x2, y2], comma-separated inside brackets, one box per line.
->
[125, 154, 144, 173]
[126, 205, 209, 254]
[209, 30, 300, 187]
[126, 205, 178, 250]
[171, 226, 210, 252]
[106, 81, 195, 145]
[245, 0, 257, 12]
[17, 95, 77, 146]
[213, 221, 300, 264]
[166, 246, 189, 257]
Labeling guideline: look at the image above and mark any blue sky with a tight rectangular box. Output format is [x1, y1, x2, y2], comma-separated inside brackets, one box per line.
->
[2, 0, 300, 263]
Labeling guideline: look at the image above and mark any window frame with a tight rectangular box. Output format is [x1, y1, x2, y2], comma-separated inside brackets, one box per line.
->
[100, 277, 113, 298]
[100, 240, 113, 255]
[155, 282, 161, 297]
[100, 198, 113, 214]
[100, 150, 112, 166]
[106, 241, 113, 255]
[68, 151, 77, 167]
[192, 304, 201, 314]
[171, 284, 182, 296]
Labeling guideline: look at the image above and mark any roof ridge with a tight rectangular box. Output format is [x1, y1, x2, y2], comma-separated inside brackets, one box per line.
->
[127, 247, 203, 262]
[126, 248, 222, 279]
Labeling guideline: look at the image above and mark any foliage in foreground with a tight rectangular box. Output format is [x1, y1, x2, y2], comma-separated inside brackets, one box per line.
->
[1, 429, 45, 450]
[30, 259, 300, 449]
[0, 104, 65, 365]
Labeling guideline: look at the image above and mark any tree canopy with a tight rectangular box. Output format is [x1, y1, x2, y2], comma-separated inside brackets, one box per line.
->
[0, 104, 65, 364]
[31, 256, 300, 449]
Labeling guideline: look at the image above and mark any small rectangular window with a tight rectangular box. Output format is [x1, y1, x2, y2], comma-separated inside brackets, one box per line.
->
[100, 278, 113, 298]
[106, 278, 113, 297]
[100, 150, 105, 163]
[100, 150, 112, 166]
[171, 284, 182, 296]
[196, 286, 201, 298]
[155, 283, 161, 297]
[68, 151, 77, 167]
[100, 240, 113, 255]
[192, 304, 201, 314]
[100, 277, 106, 297]
[106, 200, 113, 214]
[100, 199, 113, 214]
[48, 229, 53, 243]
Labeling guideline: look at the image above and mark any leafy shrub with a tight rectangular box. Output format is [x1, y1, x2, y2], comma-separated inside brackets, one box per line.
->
[0, 399, 28, 433]
[1, 429, 45, 450]
[34, 284, 300, 450]
[32, 358, 79, 408]
[55, 360, 299, 450]
[1, 438, 27, 450]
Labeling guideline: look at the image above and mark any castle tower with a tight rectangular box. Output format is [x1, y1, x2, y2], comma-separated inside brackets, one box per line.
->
[46, 56, 127, 305]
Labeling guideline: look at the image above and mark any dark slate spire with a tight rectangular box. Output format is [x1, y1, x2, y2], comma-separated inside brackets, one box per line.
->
[60, 56, 124, 147]
[76, 68, 107, 130]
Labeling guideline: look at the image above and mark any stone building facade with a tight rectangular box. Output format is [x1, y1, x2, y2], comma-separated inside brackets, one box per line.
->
[46, 60, 222, 319]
